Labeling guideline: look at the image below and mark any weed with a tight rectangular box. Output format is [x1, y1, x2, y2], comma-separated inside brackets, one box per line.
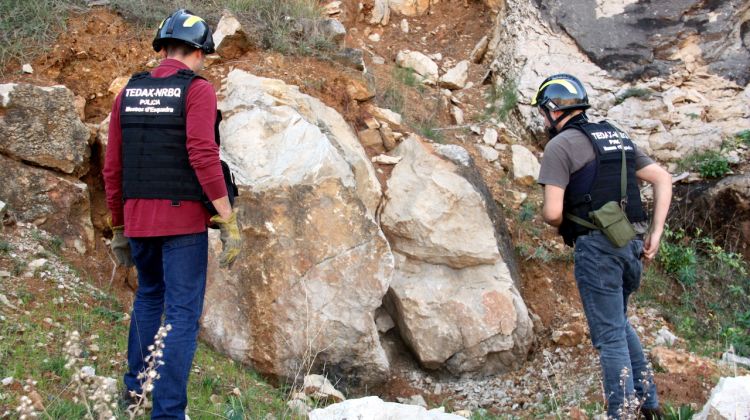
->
[394, 66, 422, 88]
[677, 150, 730, 178]
[415, 118, 444, 143]
[737, 129, 750, 145]
[92, 306, 126, 322]
[662, 402, 697, 420]
[378, 86, 405, 116]
[484, 78, 518, 122]
[615, 88, 654, 105]
[518, 201, 536, 222]
[0, 240, 10, 254]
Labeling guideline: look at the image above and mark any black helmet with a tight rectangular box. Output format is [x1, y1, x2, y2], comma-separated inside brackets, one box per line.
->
[153, 9, 215, 54]
[531, 73, 590, 112]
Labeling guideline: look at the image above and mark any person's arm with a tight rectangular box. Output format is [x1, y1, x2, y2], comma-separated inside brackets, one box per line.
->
[542, 184, 565, 227]
[184, 79, 231, 219]
[636, 163, 672, 260]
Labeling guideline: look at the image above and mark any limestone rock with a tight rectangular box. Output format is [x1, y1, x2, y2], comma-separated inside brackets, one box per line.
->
[511, 145, 540, 185]
[450, 106, 464, 125]
[695, 376, 750, 420]
[654, 326, 678, 347]
[370, 0, 391, 25]
[381, 137, 533, 374]
[201, 70, 392, 388]
[213, 12, 252, 59]
[323, 1, 342, 16]
[0, 83, 90, 175]
[374, 307, 395, 333]
[345, 77, 375, 101]
[108, 76, 129, 96]
[317, 18, 347, 47]
[439, 60, 470, 90]
[372, 154, 402, 165]
[389, 0, 432, 16]
[309, 396, 466, 420]
[359, 129, 385, 153]
[651, 347, 717, 377]
[477, 145, 499, 162]
[381, 137, 500, 268]
[0, 154, 93, 252]
[551, 322, 586, 347]
[365, 104, 403, 127]
[303, 374, 345, 402]
[21, 64, 33, 74]
[401, 18, 409, 33]
[379, 123, 398, 151]
[396, 50, 439, 84]
[483, 128, 498, 146]
[470, 36, 489, 63]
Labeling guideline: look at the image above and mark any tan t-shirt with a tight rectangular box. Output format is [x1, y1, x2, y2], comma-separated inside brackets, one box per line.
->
[538, 127, 655, 234]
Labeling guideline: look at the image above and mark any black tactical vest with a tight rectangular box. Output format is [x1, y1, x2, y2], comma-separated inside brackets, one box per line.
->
[120, 69, 204, 202]
[558, 118, 648, 246]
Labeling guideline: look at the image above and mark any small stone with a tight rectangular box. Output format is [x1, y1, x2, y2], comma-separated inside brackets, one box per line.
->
[1, 377, 12, 386]
[28, 258, 47, 271]
[477, 145, 499, 162]
[654, 326, 678, 347]
[400, 19, 409, 33]
[372, 56, 385, 65]
[22, 64, 33, 74]
[483, 129, 498, 146]
[450, 105, 464, 125]
[371, 154, 402, 165]
[396, 394, 427, 408]
[368, 33, 381, 42]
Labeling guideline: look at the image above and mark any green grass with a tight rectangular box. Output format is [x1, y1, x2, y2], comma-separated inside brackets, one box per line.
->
[484, 78, 518, 122]
[0, 0, 87, 74]
[393, 66, 422, 88]
[0, 259, 288, 419]
[637, 226, 750, 356]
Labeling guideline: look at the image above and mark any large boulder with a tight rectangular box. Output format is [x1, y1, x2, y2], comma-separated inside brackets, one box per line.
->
[396, 50, 439, 84]
[200, 70, 392, 388]
[0, 154, 93, 253]
[0, 83, 90, 175]
[212, 12, 252, 59]
[695, 376, 750, 420]
[380, 137, 533, 374]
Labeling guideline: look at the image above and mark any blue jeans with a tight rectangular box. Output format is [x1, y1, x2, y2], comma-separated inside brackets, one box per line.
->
[574, 231, 658, 418]
[124, 232, 208, 420]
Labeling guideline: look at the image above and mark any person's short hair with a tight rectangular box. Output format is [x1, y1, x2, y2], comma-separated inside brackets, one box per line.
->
[161, 39, 199, 57]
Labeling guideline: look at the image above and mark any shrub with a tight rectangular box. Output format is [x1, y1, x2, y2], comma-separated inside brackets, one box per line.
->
[614, 87, 654, 105]
[485, 78, 517, 122]
[736, 129, 750, 145]
[678, 150, 730, 179]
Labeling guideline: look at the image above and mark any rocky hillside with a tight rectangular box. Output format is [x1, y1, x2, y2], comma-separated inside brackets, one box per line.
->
[1, 0, 749, 418]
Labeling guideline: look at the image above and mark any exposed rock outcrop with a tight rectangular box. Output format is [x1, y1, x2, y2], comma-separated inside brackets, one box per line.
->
[0, 154, 93, 254]
[381, 137, 533, 375]
[485, 0, 750, 160]
[200, 70, 392, 388]
[0, 83, 90, 175]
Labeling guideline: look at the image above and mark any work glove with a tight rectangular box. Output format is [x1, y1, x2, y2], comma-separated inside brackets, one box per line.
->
[210, 210, 242, 268]
[111, 226, 134, 267]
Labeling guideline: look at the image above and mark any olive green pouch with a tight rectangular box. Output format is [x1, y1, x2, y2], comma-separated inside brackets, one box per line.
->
[565, 140, 637, 248]
[588, 201, 636, 248]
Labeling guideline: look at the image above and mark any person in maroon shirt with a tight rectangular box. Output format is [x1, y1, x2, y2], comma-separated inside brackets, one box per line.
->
[102, 9, 241, 419]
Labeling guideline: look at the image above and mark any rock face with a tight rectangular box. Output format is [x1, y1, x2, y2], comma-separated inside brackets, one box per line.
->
[309, 396, 466, 420]
[381, 137, 533, 374]
[536, 0, 750, 85]
[695, 376, 750, 420]
[200, 70, 392, 388]
[0, 83, 90, 175]
[485, 1, 750, 160]
[0, 154, 93, 253]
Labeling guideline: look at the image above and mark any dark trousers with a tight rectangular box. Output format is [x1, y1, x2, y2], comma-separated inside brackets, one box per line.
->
[124, 232, 208, 420]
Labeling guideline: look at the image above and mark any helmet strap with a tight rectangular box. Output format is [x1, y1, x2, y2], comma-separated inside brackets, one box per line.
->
[542, 107, 577, 137]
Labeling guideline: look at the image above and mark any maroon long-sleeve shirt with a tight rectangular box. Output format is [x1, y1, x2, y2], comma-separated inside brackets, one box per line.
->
[103, 59, 227, 237]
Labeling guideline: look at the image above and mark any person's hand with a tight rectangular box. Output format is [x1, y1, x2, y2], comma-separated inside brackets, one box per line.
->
[111, 226, 134, 267]
[642, 228, 663, 260]
[210, 210, 242, 268]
